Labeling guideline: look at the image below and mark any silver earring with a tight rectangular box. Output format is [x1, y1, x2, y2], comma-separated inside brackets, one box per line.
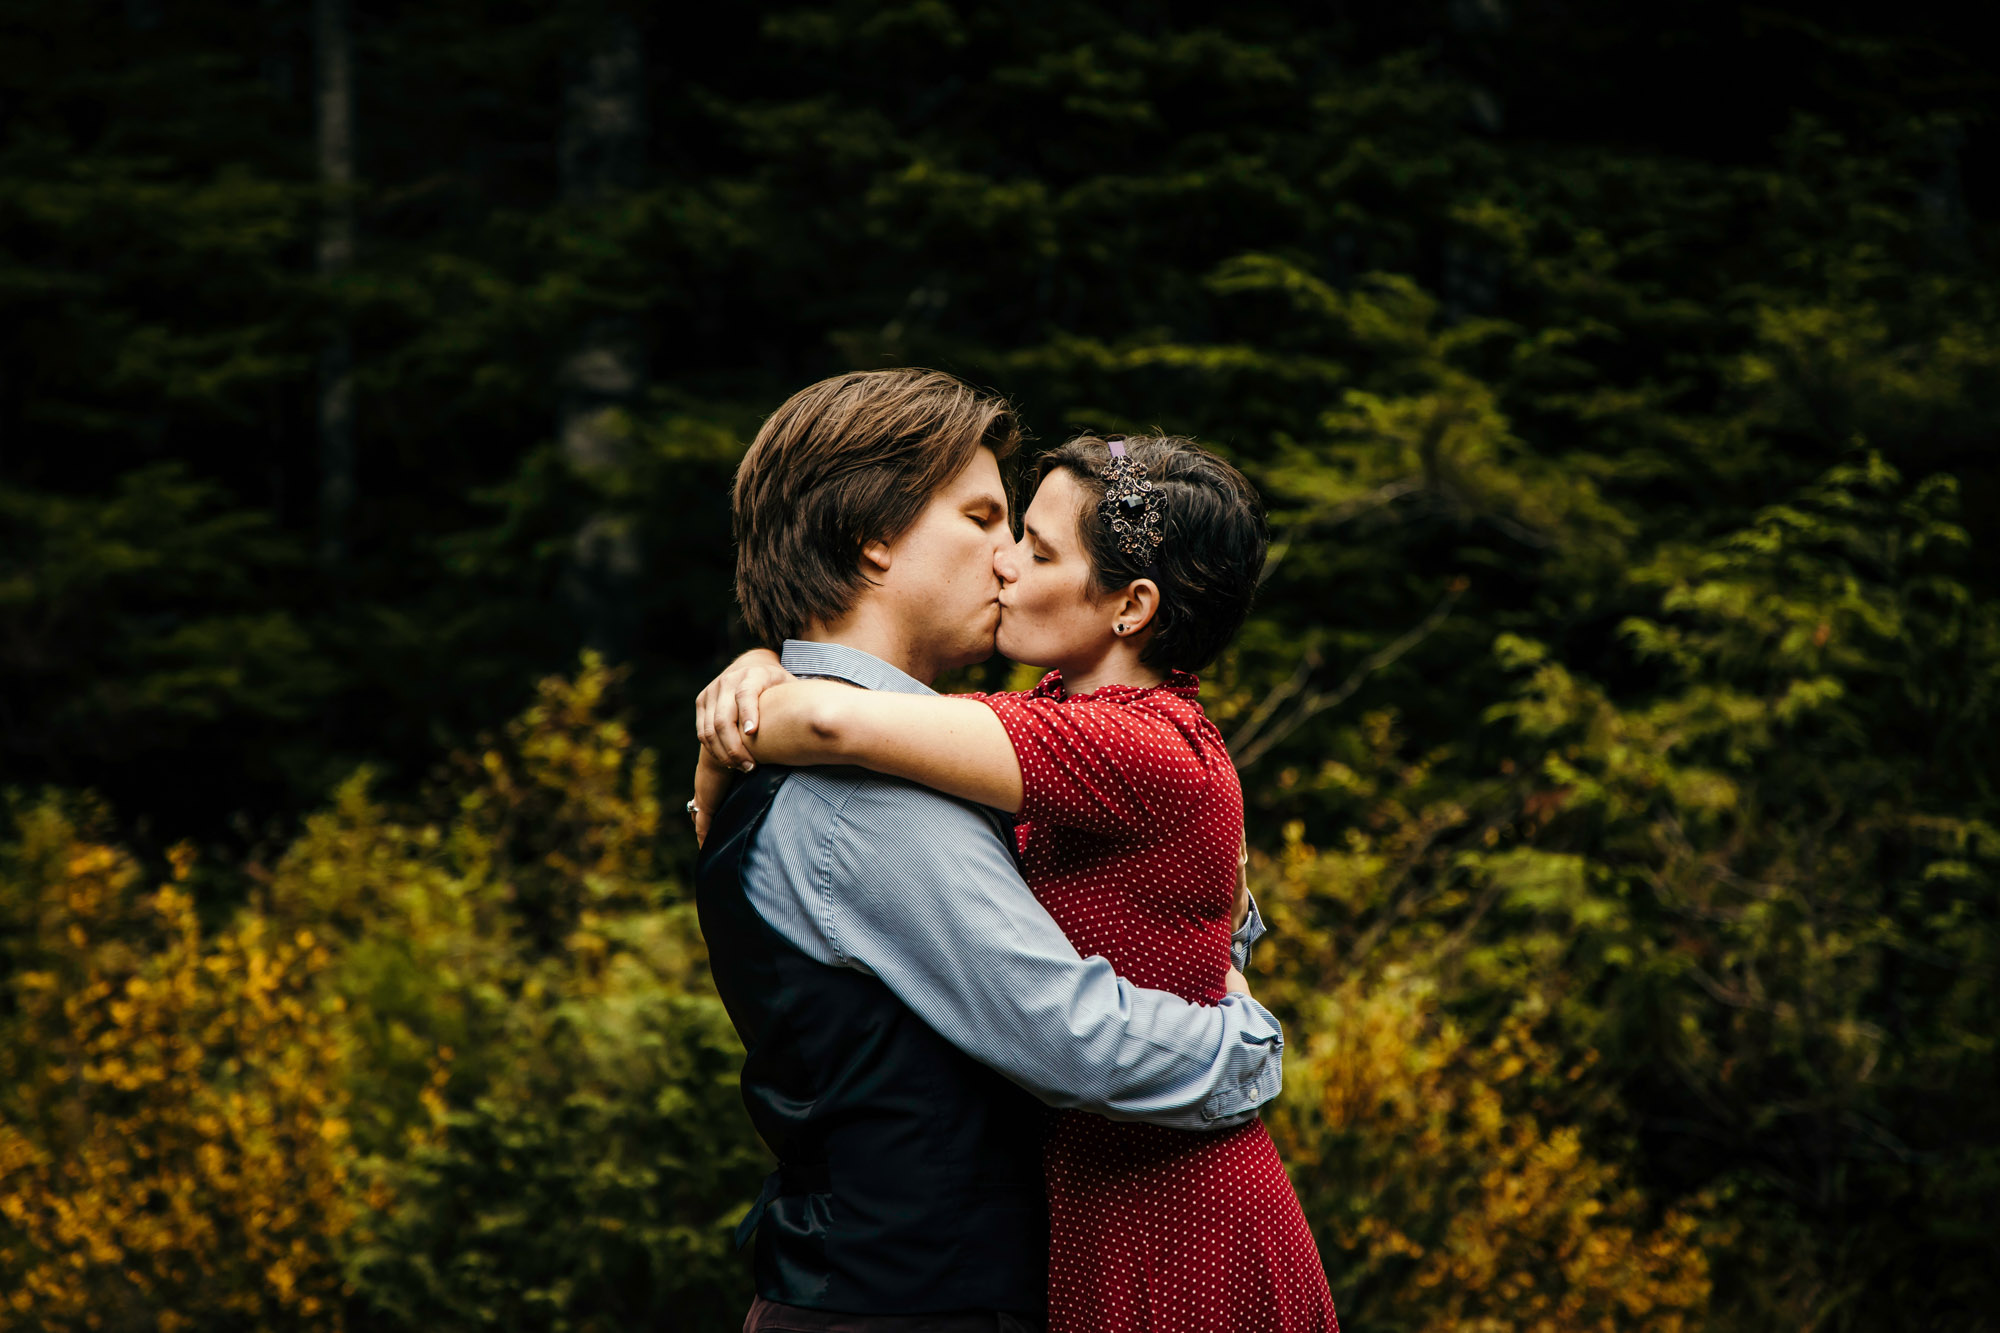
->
[1115, 624, 1127, 635]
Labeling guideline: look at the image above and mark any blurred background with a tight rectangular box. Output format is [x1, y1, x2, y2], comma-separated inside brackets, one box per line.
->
[3, 1, 1997, 1329]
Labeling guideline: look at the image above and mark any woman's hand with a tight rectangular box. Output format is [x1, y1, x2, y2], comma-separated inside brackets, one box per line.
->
[696, 648, 795, 772]
[690, 749, 732, 847]
[1228, 834, 1254, 997]
[1233, 833, 1252, 933]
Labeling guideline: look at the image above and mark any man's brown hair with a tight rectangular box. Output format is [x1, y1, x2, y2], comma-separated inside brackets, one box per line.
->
[733, 368, 1021, 646]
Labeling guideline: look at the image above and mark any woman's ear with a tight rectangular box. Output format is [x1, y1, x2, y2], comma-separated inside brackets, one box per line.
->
[1114, 579, 1161, 635]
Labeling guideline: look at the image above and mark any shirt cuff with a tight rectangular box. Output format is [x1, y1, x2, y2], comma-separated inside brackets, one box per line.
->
[1230, 892, 1268, 971]
[1201, 1055, 1283, 1126]
[1199, 993, 1284, 1126]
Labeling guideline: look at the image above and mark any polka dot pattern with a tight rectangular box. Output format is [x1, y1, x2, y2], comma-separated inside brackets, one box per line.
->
[974, 671, 1339, 1333]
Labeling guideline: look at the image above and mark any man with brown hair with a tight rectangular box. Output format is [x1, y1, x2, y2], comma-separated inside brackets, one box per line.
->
[693, 369, 1282, 1332]
[729, 367, 1025, 673]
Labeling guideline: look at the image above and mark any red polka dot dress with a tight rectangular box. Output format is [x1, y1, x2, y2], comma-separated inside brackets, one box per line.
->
[971, 670, 1338, 1333]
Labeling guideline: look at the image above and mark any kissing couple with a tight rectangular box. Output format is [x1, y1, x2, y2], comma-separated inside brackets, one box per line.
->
[690, 368, 1338, 1333]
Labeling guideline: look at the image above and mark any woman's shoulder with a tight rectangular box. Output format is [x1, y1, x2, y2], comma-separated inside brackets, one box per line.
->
[1069, 672, 1229, 756]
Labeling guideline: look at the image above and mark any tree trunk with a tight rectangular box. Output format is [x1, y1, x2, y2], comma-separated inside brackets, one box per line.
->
[314, 0, 355, 567]
[558, 8, 646, 652]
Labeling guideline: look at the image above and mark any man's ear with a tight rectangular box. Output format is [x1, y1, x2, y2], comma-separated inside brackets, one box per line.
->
[860, 538, 893, 580]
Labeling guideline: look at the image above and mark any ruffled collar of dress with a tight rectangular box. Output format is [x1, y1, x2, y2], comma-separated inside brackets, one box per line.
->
[1028, 668, 1201, 701]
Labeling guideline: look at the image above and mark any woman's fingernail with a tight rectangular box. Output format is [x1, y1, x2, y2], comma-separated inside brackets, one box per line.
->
[740, 761, 756, 772]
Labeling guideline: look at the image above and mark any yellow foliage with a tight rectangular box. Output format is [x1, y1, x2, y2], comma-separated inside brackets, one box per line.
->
[0, 806, 355, 1332]
[1269, 967, 1711, 1333]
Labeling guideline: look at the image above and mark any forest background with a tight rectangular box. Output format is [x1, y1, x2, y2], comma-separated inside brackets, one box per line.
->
[3, 1, 1997, 1330]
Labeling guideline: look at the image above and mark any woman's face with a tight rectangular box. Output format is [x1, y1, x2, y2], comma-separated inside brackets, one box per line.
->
[995, 469, 1121, 670]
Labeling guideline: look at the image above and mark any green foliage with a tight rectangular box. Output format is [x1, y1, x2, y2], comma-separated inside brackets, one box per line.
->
[1249, 454, 1999, 1328]
[0, 467, 335, 807]
[4, 2, 1999, 1329]
[264, 660, 766, 1329]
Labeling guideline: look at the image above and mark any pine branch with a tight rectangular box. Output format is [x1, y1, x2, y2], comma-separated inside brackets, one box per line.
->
[1231, 579, 1466, 771]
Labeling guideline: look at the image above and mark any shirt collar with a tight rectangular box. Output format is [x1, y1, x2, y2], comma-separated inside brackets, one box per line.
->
[780, 640, 937, 697]
[1029, 668, 1202, 701]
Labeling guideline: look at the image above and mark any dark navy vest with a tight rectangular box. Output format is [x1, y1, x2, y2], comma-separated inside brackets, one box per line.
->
[695, 764, 1050, 1315]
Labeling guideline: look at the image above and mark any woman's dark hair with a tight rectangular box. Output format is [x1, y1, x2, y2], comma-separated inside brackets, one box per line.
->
[1035, 435, 1267, 672]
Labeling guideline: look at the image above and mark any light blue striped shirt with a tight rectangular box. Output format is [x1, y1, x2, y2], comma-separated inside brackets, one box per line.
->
[737, 639, 1282, 1131]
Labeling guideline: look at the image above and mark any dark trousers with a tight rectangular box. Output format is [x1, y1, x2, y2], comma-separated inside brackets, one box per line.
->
[742, 1295, 1047, 1333]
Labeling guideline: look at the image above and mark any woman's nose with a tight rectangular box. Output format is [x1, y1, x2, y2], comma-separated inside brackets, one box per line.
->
[994, 540, 1021, 584]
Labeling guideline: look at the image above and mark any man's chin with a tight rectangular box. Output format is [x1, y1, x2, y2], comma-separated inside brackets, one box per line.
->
[976, 608, 1003, 658]
[944, 632, 1000, 672]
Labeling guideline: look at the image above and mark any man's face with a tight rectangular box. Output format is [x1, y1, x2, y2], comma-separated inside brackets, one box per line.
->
[878, 448, 1012, 675]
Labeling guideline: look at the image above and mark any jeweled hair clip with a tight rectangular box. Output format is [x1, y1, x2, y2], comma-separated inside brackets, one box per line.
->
[1098, 435, 1166, 565]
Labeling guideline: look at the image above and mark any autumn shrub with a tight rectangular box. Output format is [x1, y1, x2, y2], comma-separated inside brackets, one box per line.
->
[0, 659, 765, 1332]
[267, 657, 768, 1331]
[0, 803, 355, 1332]
[1269, 965, 1711, 1333]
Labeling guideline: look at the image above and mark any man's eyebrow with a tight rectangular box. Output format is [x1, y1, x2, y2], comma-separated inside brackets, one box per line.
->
[1023, 522, 1046, 545]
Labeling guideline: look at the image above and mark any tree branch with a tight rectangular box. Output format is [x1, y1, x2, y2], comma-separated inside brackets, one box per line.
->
[1260, 477, 1422, 584]
[1231, 580, 1466, 770]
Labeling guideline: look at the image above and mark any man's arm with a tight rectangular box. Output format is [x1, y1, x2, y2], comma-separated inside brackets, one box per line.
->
[748, 773, 1282, 1131]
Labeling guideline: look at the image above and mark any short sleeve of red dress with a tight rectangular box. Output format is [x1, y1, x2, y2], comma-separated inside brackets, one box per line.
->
[969, 671, 1214, 839]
